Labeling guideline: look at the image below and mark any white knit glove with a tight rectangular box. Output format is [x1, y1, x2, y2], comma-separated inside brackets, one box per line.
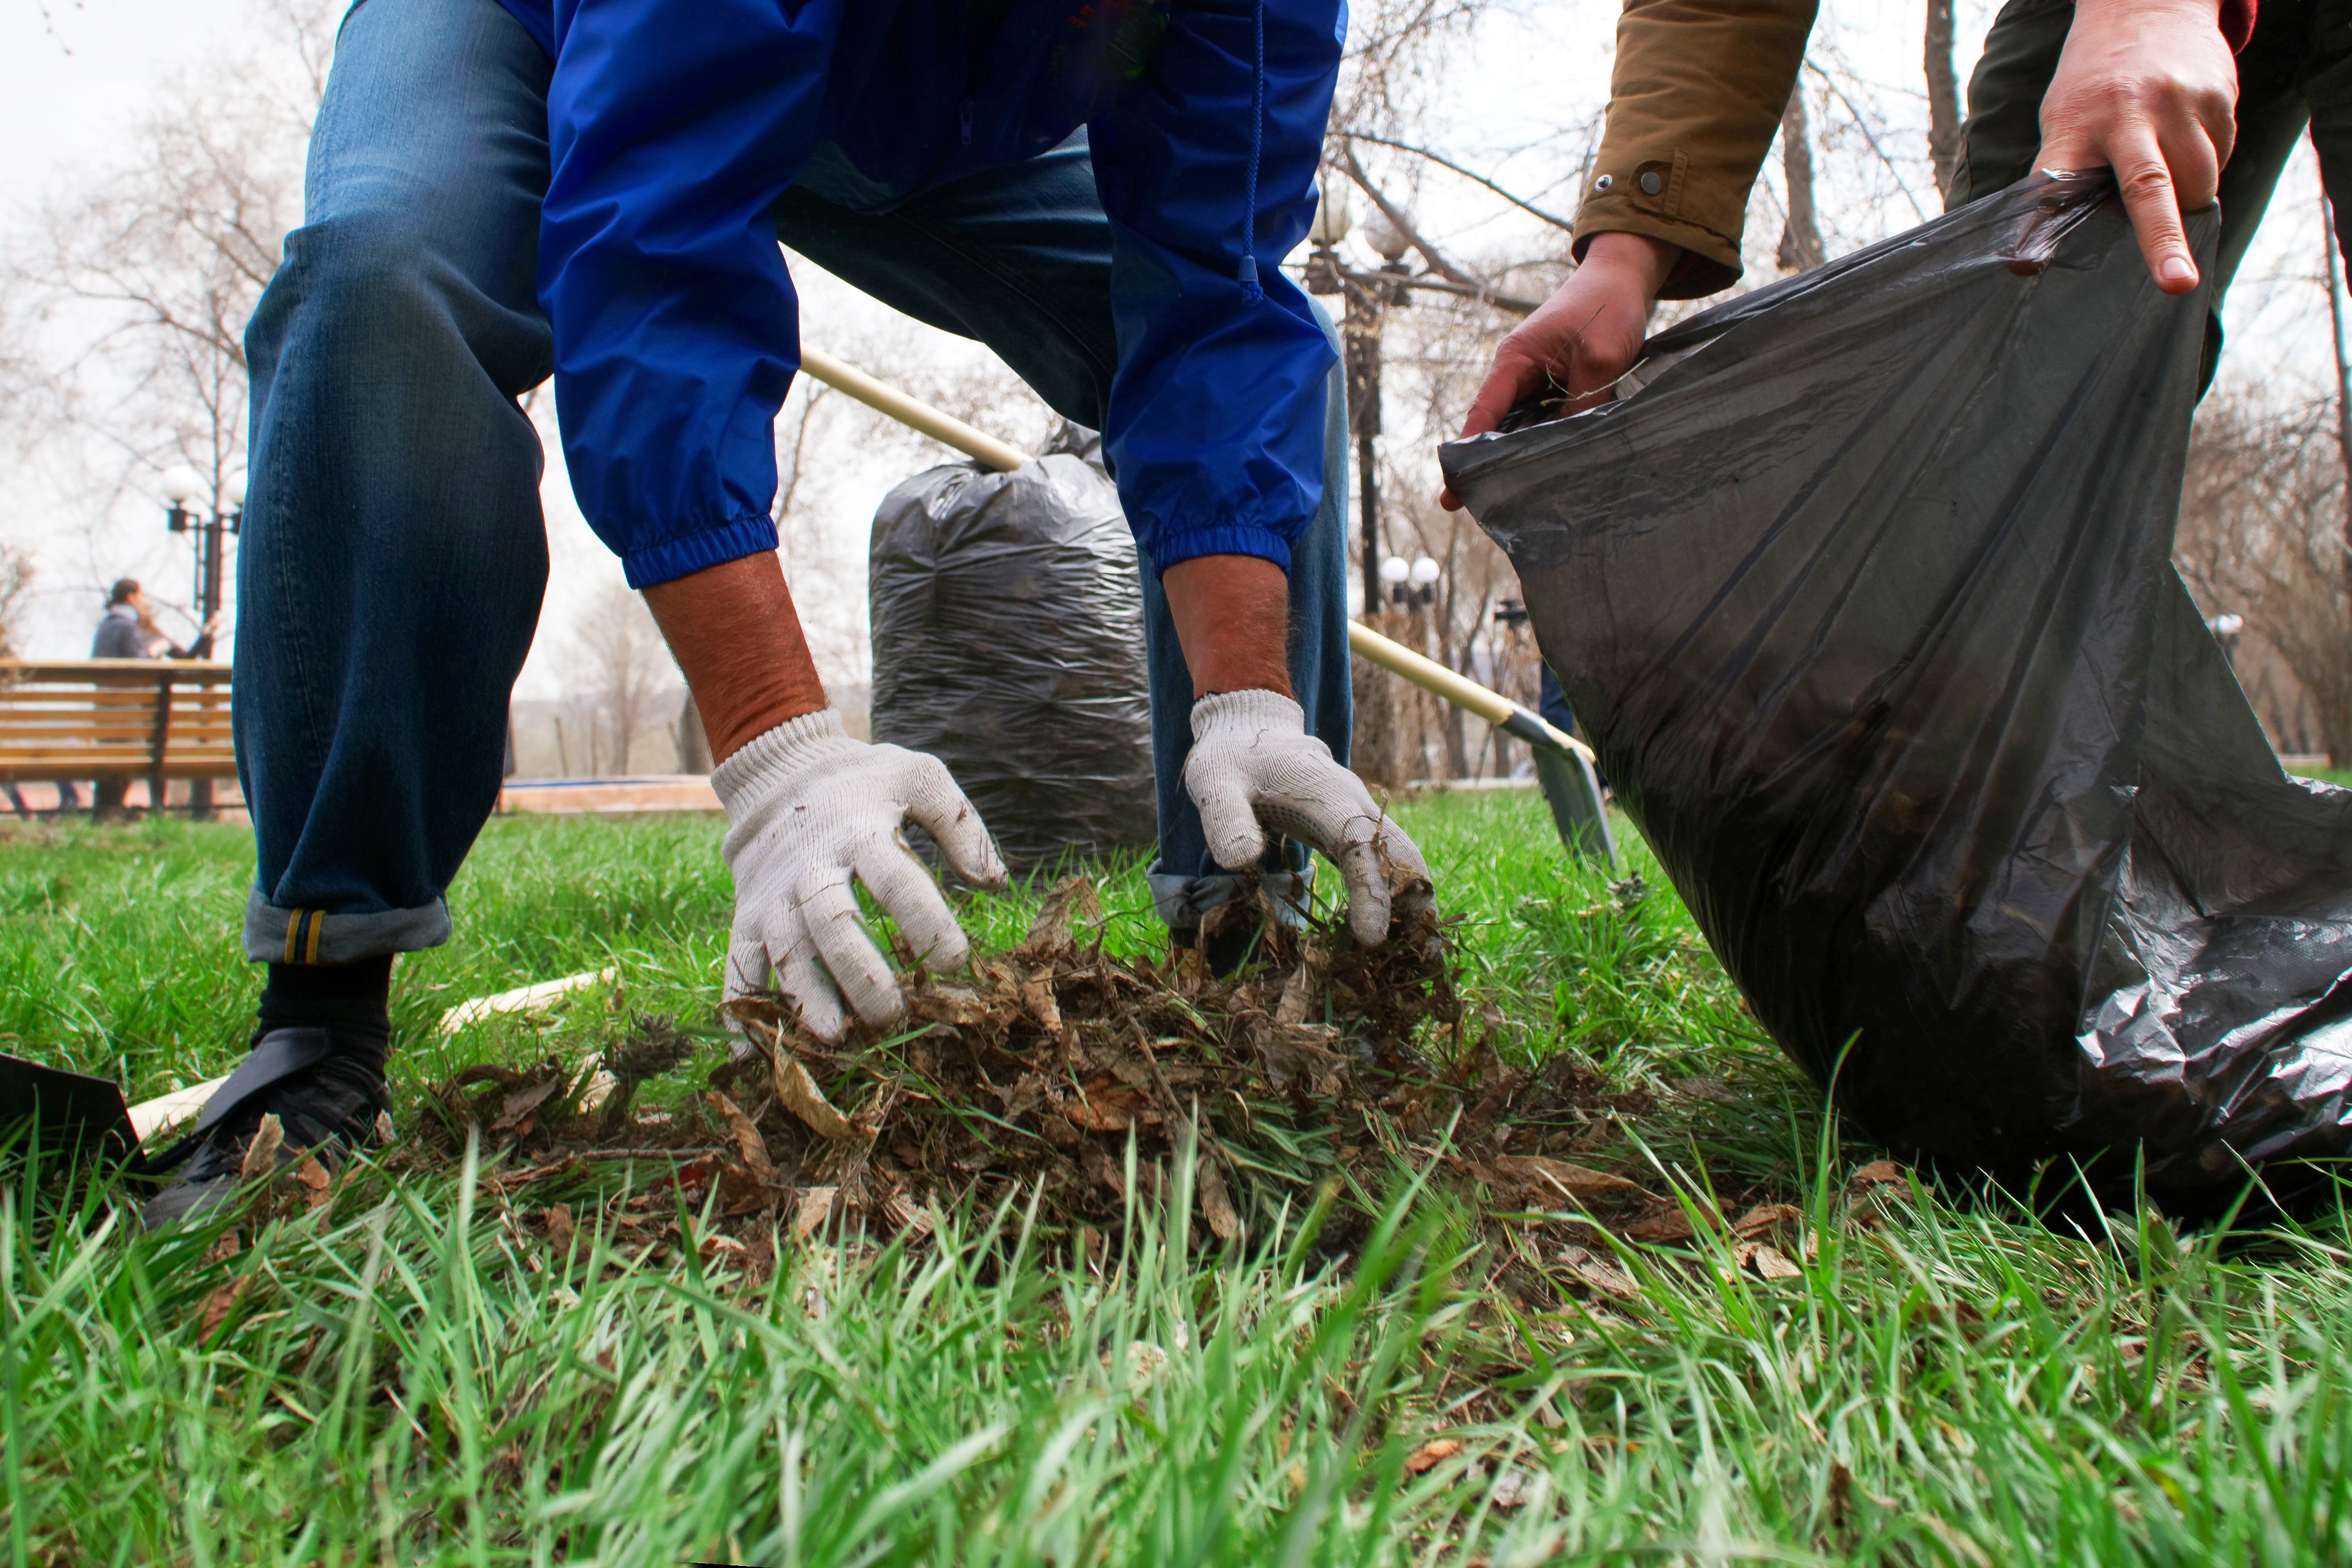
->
[1183, 689, 1433, 945]
[713, 710, 1006, 1042]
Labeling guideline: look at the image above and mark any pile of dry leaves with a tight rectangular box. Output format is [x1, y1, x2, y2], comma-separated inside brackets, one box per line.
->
[414, 876, 1829, 1287]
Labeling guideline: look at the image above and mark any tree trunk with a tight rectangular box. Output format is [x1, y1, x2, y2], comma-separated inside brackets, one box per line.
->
[1341, 272, 1387, 614]
[2321, 157, 2352, 604]
[1924, 0, 1963, 201]
[1778, 83, 1827, 273]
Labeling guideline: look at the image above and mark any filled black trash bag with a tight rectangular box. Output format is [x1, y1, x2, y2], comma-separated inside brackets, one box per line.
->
[1443, 173, 2352, 1209]
[869, 446, 1156, 874]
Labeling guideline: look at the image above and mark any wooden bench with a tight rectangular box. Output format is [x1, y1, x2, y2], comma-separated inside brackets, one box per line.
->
[0, 660, 236, 812]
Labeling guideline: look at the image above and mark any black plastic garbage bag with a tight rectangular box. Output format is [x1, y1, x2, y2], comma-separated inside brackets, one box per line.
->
[869, 446, 1156, 874]
[1443, 173, 2352, 1209]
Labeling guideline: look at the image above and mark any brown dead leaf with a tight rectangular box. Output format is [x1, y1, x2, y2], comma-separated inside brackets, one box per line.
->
[1404, 1437, 1463, 1474]
[1849, 1160, 1907, 1188]
[790, 1186, 838, 1239]
[773, 1056, 868, 1142]
[703, 1090, 777, 1183]
[292, 1155, 331, 1211]
[1015, 876, 1102, 961]
[1274, 965, 1313, 1027]
[1063, 1082, 1145, 1133]
[917, 984, 993, 1027]
[1731, 1203, 1803, 1240]
[197, 1274, 251, 1343]
[1736, 1241, 1803, 1280]
[491, 1072, 567, 1135]
[1623, 1208, 1698, 1245]
[1083, 1145, 1128, 1200]
[1558, 1244, 1640, 1298]
[1197, 1160, 1242, 1241]
[1493, 1154, 1638, 1202]
[1019, 977, 1063, 1033]
[240, 1112, 285, 1184]
[543, 1204, 575, 1256]
[1260, 1025, 1346, 1096]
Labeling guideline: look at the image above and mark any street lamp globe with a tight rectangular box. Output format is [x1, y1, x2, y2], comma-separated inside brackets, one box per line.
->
[159, 466, 204, 505]
[1310, 182, 1352, 249]
[221, 472, 248, 510]
[1408, 556, 1440, 587]
[1378, 555, 1411, 585]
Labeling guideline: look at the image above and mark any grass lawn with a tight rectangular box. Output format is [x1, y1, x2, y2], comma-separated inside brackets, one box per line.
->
[7, 792, 2352, 1564]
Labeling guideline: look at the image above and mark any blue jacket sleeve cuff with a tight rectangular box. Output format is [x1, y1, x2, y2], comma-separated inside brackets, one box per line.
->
[620, 511, 780, 589]
[1145, 524, 1292, 578]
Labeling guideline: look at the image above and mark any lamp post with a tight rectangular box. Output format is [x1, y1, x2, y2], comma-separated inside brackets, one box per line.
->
[160, 466, 243, 659]
[1304, 180, 1412, 617]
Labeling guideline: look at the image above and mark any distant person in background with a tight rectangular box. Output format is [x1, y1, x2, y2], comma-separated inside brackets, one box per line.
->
[92, 579, 168, 660]
[91, 578, 219, 661]
[86, 579, 219, 817]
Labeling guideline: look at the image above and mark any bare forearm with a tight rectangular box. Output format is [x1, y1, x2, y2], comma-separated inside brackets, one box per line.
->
[1161, 554, 1292, 700]
[642, 552, 827, 763]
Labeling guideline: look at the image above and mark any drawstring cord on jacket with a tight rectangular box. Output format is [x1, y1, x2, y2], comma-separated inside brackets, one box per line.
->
[1237, 0, 1265, 304]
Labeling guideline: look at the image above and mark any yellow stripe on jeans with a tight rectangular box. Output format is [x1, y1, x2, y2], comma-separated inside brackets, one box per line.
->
[304, 910, 323, 965]
[284, 909, 304, 965]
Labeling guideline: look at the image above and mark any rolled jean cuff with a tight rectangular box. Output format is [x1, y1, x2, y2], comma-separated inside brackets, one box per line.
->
[1148, 864, 1315, 932]
[244, 890, 452, 965]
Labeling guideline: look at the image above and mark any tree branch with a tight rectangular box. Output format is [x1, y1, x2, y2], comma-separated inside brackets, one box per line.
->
[1333, 263, 1540, 317]
[1340, 143, 1486, 289]
[1340, 132, 1578, 232]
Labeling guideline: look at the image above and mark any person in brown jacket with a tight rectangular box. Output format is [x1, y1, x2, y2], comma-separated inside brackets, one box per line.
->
[1443, 0, 2334, 484]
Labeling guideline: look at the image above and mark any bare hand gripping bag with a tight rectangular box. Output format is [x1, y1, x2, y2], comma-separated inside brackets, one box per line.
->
[1443, 174, 2352, 1210]
[869, 445, 1157, 875]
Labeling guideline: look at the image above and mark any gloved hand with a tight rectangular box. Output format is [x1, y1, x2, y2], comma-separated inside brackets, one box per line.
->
[713, 710, 1006, 1042]
[1183, 689, 1432, 945]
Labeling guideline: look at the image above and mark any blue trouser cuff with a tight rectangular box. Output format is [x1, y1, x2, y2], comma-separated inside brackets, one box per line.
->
[244, 890, 451, 965]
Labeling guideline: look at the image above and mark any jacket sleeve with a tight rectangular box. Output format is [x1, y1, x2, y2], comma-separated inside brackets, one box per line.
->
[1088, 0, 1344, 576]
[1572, 0, 1818, 298]
[538, 0, 843, 588]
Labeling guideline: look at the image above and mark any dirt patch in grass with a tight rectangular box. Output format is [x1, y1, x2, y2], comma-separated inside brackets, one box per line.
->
[412, 875, 1788, 1284]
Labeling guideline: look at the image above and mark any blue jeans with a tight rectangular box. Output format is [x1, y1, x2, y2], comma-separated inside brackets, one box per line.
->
[236, 0, 1351, 964]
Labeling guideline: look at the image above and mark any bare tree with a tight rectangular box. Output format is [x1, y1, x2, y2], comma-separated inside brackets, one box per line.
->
[1778, 82, 1828, 273]
[2319, 142, 2352, 597]
[570, 581, 674, 776]
[4, 0, 331, 626]
[1924, 0, 1964, 200]
[2175, 391, 2352, 764]
[0, 548, 34, 660]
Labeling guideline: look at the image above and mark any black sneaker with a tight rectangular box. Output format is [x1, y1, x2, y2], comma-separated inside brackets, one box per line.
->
[135, 1026, 389, 1231]
[1171, 903, 1275, 977]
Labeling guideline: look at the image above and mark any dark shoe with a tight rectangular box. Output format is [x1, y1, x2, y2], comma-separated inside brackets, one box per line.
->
[135, 1027, 388, 1231]
[1170, 906, 1270, 978]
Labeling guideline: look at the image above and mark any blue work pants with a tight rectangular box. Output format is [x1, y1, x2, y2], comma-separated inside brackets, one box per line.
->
[236, 0, 1350, 964]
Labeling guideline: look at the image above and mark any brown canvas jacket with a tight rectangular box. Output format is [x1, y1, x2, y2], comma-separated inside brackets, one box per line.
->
[1575, 0, 2259, 299]
[1573, 0, 1819, 298]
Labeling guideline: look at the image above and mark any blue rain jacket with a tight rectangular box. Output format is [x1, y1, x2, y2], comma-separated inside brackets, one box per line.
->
[496, 0, 1344, 588]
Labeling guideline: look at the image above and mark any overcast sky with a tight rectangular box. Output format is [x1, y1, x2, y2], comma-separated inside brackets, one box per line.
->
[1, 0, 2336, 692]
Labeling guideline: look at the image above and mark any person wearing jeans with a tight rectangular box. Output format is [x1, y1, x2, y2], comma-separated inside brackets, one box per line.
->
[142, 0, 1433, 1225]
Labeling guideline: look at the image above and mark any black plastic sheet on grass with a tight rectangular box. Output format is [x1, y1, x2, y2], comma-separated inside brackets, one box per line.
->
[1443, 173, 2352, 1210]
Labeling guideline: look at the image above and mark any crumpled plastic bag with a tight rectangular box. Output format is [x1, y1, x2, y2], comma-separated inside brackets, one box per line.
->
[869, 444, 1156, 874]
[1444, 174, 2352, 1209]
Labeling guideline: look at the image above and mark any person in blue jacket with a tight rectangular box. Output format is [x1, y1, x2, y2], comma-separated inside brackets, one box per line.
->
[140, 0, 1434, 1224]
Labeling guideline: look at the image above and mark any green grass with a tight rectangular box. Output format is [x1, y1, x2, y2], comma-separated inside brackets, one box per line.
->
[7, 794, 2352, 1564]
